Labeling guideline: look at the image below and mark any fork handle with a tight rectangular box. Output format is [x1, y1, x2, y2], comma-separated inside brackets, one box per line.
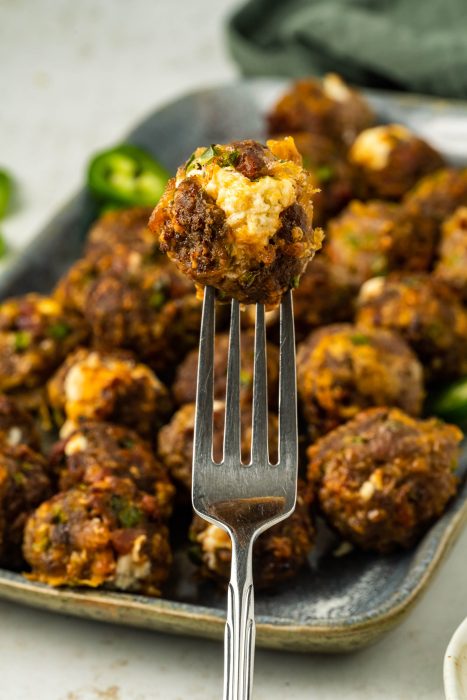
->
[224, 538, 256, 700]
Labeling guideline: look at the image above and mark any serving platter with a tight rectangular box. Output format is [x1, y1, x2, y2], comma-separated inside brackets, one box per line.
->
[0, 80, 466, 653]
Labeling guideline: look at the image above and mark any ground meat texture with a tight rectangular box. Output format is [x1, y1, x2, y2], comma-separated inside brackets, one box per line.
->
[435, 207, 467, 301]
[173, 329, 280, 408]
[149, 138, 323, 307]
[356, 273, 467, 382]
[189, 482, 314, 589]
[54, 258, 102, 315]
[50, 422, 175, 518]
[307, 407, 461, 552]
[23, 476, 172, 594]
[349, 124, 445, 200]
[0, 443, 52, 567]
[0, 395, 40, 450]
[282, 131, 355, 226]
[47, 348, 172, 439]
[326, 200, 428, 287]
[83, 264, 202, 376]
[84, 206, 160, 265]
[0, 295, 88, 392]
[400, 168, 467, 268]
[158, 402, 279, 492]
[267, 74, 374, 148]
[297, 323, 424, 439]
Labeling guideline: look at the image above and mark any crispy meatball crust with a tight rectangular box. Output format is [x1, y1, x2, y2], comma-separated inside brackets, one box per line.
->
[189, 482, 315, 589]
[50, 422, 175, 518]
[0, 295, 87, 392]
[307, 407, 461, 552]
[83, 265, 202, 376]
[297, 324, 424, 438]
[349, 124, 445, 200]
[267, 74, 374, 147]
[435, 207, 467, 301]
[23, 476, 172, 594]
[356, 273, 467, 381]
[149, 138, 323, 307]
[401, 168, 467, 267]
[172, 329, 279, 408]
[158, 402, 279, 492]
[326, 200, 427, 287]
[0, 395, 40, 450]
[47, 348, 172, 439]
[0, 443, 52, 566]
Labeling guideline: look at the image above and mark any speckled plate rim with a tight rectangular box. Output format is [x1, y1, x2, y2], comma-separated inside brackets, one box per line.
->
[0, 80, 467, 653]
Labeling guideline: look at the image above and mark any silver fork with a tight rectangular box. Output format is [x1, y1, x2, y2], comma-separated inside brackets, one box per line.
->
[192, 287, 298, 700]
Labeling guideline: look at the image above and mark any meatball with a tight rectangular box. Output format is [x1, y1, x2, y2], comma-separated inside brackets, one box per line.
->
[356, 273, 467, 381]
[50, 422, 175, 518]
[189, 482, 314, 589]
[435, 207, 467, 301]
[267, 73, 374, 147]
[47, 348, 172, 439]
[307, 407, 461, 552]
[23, 476, 172, 594]
[0, 443, 52, 567]
[173, 329, 279, 408]
[349, 124, 444, 200]
[0, 294, 87, 392]
[54, 258, 100, 315]
[297, 324, 424, 438]
[326, 200, 420, 286]
[158, 401, 279, 492]
[149, 138, 323, 307]
[286, 131, 355, 226]
[401, 168, 467, 267]
[84, 206, 160, 268]
[83, 265, 202, 376]
[0, 395, 40, 450]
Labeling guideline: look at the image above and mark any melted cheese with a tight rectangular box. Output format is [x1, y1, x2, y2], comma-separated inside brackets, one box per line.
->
[322, 73, 351, 102]
[197, 524, 231, 570]
[350, 125, 412, 170]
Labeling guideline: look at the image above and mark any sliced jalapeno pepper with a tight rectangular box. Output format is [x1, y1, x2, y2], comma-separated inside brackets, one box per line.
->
[0, 169, 13, 219]
[87, 144, 170, 207]
[429, 377, 467, 426]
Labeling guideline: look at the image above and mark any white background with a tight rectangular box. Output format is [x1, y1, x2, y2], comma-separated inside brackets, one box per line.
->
[0, 1, 466, 698]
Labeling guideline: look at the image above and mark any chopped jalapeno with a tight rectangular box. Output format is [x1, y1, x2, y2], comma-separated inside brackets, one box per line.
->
[13, 330, 32, 351]
[47, 322, 71, 340]
[87, 144, 170, 207]
[350, 333, 370, 346]
[0, 169, 12, 219]
[429, 377, 467, 426]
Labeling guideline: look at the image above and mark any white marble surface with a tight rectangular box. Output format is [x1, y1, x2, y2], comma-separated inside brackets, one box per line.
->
[0, 1, 466, 698]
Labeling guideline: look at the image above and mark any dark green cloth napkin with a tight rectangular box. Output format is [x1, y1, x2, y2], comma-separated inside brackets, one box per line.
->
[227, 0, 467, 99]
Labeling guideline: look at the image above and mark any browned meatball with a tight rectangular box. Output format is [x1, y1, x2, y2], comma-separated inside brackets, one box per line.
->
[326, 200, 427, 286]
[349, 124, 444, 200]
[54, 258, 100, 315]
[23, 476, 172, 594]
[400, 168, 467, 268]
[286, 132, 355, 226]
[435, 207, 467, 301]
[297, 324, 424, 438]
[84, 206, 160, 267]
[0, 395, 40, 450]
[356, 273, 467, 382]
[307, 407, 461, 552]
[0, 443, 52, 567]
[173, 329, 280, 408]
[50, 422, 175, 518]
[189, 482, 314, 589]
[149, 138, 323, 307]
[47, 348, 172, 439]
[158, 402, 279, 492]
[0, 295, 87, 392]
[83, 265, 202, 376]
[267, 73, 374, 147]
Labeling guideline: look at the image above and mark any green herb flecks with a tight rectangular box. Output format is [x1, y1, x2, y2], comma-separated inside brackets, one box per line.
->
[350, 333, 370, 346]
[110, 495, 143, 528]
[47, 322, 71, 340]
[315, 165, 334, 183]
[13, 330, 32, 352]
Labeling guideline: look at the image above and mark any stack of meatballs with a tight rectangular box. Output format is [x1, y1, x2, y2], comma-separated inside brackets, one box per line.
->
[0, 73, 465, 598]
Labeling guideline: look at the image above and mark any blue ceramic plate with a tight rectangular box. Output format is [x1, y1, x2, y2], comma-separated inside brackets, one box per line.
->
[0, 81, 466, 652]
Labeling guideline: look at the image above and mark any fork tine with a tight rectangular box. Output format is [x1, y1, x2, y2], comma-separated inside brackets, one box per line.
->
[278, 290, 298, 471]
[193, 286, 216, 466]
[223, 299, 241, 465]
[251, 303, 269, 465]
